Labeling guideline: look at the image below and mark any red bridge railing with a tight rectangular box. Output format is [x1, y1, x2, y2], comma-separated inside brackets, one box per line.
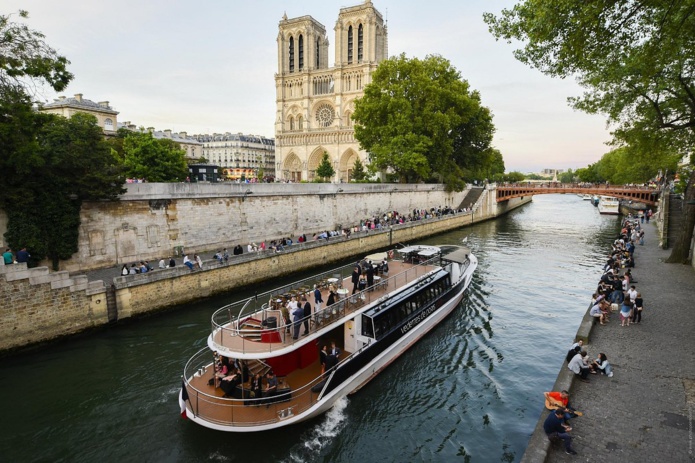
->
[495, 184, 659, 205]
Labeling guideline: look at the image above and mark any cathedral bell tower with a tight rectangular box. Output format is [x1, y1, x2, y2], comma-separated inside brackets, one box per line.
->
[274, 1, 388, 182]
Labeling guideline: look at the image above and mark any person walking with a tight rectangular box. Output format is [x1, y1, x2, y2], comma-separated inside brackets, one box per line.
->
[314, 285, 324, 312]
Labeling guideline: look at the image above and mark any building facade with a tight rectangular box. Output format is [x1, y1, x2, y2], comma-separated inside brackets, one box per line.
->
[193, 133, 275, 181]
[39, 93, 118, 135]
[274, 0, 388, 182]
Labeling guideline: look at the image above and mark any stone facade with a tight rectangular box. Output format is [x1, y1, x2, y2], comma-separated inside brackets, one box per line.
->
[19, 183, 469, 273]
[0, 263, 107, 351]
[274, 1, 388, 182]
[0, 187, 532, 352]
[39, 93, 118, 135]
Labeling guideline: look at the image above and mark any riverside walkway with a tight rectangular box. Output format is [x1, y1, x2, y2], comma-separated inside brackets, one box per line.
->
[543, 221, 695, 462]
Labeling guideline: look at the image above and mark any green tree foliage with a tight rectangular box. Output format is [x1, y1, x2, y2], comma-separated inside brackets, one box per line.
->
[485, 1, 695, 263]
[0, 13, 123, 269]
[0, 108, 124, 269]
[315, 152, 335, 181]
[122, 131, 189, 182]
[505, 171, 525, 183]
[350, 157, 367, 182]
[558, 169, 575, 184]
[574, 164, 603, 184]
[352, 54, 497, 191]
[0, 11, 72, 97]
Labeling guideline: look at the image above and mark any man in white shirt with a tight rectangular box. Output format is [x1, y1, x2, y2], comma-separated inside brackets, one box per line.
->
[568, 351, 592, 382]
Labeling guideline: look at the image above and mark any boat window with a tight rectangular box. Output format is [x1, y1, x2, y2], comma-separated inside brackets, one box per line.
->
[361, 314, 374, 338]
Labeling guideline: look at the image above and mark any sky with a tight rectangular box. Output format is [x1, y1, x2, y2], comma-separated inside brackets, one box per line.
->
[7, 0, 613, 173]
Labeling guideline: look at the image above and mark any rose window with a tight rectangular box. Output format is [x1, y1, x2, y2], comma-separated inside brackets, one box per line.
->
[316, 104, 335, 127]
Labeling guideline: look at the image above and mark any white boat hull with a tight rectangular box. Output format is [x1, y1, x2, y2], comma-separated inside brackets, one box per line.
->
[181, 256, 476, 432]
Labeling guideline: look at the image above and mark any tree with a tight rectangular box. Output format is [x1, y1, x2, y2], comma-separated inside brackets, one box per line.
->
[350, 157, 367, 182]
[0, 11, 72, 98]
[558, 169, 575, 184]
[0, 12, 124, 270]
[315, 152, 335, 182]
[0, 110, 124, 269]
[485, 1, 695, 263]
[353, 54, 497, 191]
[122, 131, 189, 182]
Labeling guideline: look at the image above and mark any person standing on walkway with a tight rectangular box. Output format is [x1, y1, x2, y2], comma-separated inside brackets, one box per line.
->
[543, 408, 578, 455]
[351, 265, 361, 294]
[620, 298, 633, 327]
[632, 293, 644, 324]
[301, 296, 311, 336]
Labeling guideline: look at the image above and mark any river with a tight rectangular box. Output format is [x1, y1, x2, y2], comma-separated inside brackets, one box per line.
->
[0, 194, 621, 463]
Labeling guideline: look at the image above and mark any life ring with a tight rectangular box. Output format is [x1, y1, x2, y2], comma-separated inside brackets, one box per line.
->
[388, 250, 394, 259]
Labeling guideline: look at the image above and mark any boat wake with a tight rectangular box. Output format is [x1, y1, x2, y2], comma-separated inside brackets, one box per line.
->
[283, 397, 349, 462]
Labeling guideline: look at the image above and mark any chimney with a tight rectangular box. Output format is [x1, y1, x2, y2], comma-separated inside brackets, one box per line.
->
[179, 131, 187, 138]
[147, 127, 155, 133]
[164, 129, 172, 137]
[128, 124, 136, 130]
[74, 93, 83, 101]
[98, 101, 110, 108]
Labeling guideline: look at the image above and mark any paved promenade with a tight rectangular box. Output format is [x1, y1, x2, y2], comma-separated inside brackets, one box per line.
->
[547, 221, 695, 462]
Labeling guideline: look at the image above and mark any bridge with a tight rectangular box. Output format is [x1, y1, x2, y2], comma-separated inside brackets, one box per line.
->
[496, 184, 660, 206]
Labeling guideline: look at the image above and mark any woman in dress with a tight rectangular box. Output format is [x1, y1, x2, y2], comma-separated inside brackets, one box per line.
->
[620, 298, 633, 327]
[121, 264, 129, 276]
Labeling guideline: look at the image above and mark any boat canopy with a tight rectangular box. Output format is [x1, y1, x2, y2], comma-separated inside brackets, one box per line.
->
[443, 247, 471, 264]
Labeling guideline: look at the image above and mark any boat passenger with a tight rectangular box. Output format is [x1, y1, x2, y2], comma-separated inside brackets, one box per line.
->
[264, 371, 278, 404]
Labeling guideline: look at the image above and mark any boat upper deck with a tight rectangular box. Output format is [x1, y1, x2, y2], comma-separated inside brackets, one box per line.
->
[209, 256, 440, 357]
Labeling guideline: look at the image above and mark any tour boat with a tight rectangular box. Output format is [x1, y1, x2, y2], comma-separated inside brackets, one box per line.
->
[179, 244, 477, 432]
[598, 196, 620, 215]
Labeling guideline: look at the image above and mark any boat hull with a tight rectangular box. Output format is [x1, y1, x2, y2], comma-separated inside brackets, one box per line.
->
[181, 280, 470, 432]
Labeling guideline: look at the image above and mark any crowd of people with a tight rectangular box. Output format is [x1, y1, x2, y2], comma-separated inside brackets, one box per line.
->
[543, 213, 647, 456]
[117, 205, 470, 277]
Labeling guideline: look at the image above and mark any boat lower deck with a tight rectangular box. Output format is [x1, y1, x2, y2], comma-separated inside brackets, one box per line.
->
[185, 348, 349, 428]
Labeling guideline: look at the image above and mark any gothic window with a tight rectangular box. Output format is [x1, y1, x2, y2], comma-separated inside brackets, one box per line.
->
[298, 35, 304, 70]
[345, 111, 352, 127]
[104, 118, 114, 131]
[347, 26, 353, 64]
[289, 116, 294, 131]
[289, 36, 295, 73]
[345, 74, 352, 91]
[316, 104, 335, 128]
[316, 39, 320, 68]
[358, 24, 363, 63]
[298, 115, 303, 130]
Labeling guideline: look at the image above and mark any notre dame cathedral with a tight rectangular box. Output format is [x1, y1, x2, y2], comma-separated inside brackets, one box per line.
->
[274, 1, 388, 182]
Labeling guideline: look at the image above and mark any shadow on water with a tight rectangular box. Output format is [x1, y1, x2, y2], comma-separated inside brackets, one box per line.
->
[0, 194, 622, 463]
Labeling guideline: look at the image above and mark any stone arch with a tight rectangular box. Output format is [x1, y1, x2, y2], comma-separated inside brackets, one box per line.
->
[340, 149, 360, 182]
[308, 147, 330, 181]
[282, 152, 303, 182]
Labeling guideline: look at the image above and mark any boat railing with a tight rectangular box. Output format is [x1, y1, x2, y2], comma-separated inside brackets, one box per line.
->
[183, 345, 366, 428]
[209, 257, 442, 353]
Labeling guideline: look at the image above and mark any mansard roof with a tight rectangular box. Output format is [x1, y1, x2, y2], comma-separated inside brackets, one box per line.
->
[42, 94, 118, 114]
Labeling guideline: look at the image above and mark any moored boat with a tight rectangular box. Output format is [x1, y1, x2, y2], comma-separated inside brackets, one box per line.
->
[591, 195, 600, 206]
[179, 244, 477, 432]
[598, 196, 620, 215]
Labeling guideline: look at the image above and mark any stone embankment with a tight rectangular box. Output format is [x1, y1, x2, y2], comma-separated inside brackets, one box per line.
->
[0, 185, 531, 352]
[522, 219, 695, 462]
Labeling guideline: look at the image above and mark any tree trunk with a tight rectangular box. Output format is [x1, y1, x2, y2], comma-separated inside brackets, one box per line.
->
[666, 173, 695, 264]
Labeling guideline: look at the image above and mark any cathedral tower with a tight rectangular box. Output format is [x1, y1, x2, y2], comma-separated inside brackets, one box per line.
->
[275, 1, 388, 182]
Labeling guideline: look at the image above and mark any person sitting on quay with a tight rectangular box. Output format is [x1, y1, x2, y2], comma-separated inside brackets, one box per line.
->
[139, 261, 149, 273]
[16, 247, 30, 264]
[592, 353, 614, 377]
[544, 390, 579, 424]
[158, 258, 167, 269]
[568, 350, 593, 382]
[183, 254, 194, 270]
[565, 345, 582, 364]
[168, 256, 176, 268]
[590, 300, 608, 325]
[194, 254, 203, 270]
[543, 408, 578, 455]
[2, 248, 14, 265]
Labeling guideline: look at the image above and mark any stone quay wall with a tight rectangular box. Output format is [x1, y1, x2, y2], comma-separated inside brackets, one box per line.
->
[1, 183, 478, 274]
[0, 185, 531, 351]
[0, 263, 108, 352]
